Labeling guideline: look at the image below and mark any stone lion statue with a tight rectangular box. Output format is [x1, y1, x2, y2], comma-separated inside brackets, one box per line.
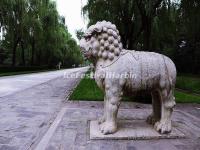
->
[80, 21, 176, 135]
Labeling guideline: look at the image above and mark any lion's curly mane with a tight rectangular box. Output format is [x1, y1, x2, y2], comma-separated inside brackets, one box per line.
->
[84, 21, 123, 60]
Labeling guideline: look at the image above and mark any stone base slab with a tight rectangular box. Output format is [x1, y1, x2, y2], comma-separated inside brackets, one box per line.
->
[90, 120, 185, 140]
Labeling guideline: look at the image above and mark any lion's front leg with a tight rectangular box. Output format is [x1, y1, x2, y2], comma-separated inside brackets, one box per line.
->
[100, 85, 122, 135]
[147, 91, 161, 125]
[98, 96, 107, 124]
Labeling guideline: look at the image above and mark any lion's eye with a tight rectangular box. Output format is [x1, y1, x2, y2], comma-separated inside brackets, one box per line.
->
[86, 37, 91, 42]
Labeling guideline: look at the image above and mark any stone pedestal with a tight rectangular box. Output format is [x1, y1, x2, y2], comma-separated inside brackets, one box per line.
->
[90, 120, 185, 140]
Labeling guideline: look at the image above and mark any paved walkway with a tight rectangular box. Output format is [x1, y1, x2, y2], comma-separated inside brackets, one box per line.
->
[0, 68, 200, 150]
[42, 101, 200, 150]
[0, 68, 87, 97]
[0, 67, 88, 150]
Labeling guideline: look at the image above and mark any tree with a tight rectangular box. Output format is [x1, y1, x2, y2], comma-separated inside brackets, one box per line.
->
[0, 0, 83, 68]
[76, 29, 84, 40]
[82, 0, 163, 50]
[177, 0, 200, 73]
[136, 0, 163, 50]
[82, 0, 200, 74]
[0, 0, 28, 66]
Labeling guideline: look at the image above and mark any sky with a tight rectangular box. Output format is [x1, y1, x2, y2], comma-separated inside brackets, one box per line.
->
[55, 0, 88, 41]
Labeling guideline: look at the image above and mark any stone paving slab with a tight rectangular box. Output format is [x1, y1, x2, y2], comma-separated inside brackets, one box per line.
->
[45, 101, 200, 150]
[0, 68, 88, 150]
[90, 120, 185, 140]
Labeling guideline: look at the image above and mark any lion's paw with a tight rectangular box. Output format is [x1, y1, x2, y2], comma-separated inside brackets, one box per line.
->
[146, 114, 157, 125]
[98, 115, 106, 124]
[99, 122, 117, 135]
[154, 120, 172, 134]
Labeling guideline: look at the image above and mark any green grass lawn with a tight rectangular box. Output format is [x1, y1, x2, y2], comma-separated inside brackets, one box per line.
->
[70, 77, 104, 101]
[175, 90, 200, 103]
[176, 75, 200, 94]
[70, 74, 200, 104]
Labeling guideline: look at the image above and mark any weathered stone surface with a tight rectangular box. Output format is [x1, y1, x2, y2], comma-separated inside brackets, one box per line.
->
[0, 145, 17, 150]
[90, 120, 185, 140]
[43, 101, 200, 150]
[80, 21, 176, 135]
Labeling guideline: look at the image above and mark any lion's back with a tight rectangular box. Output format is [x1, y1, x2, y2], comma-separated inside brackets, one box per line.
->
[111, 50, 177, 90]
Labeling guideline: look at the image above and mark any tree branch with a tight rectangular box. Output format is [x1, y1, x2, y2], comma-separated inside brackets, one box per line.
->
[152, 0, 163, 16]
[136, 0, 146, 17]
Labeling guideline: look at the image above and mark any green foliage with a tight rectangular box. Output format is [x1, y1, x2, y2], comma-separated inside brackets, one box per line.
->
[0, 66, 55, 77]
[82, 0, 142, 49]
[82, 0, 200, 74]
[0, 0, 83, 68]
[76, 29, 85, 40]
[176, 75, 200, 94]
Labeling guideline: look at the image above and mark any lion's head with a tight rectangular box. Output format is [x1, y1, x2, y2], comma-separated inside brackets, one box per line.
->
[80, 21, 123, 62]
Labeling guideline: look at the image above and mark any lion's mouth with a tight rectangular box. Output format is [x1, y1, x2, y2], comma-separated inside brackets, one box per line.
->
[83, 52, 91, 58]
[82, 47, 92, 59]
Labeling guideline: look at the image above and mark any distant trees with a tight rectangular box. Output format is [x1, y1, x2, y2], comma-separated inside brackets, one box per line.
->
[83, 0, 200, 74]
[176, 0, 200, 74]
[0, 0, 83, 68]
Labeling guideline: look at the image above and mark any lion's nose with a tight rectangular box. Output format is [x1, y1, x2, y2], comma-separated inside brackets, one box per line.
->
[80, 46, 86, 53]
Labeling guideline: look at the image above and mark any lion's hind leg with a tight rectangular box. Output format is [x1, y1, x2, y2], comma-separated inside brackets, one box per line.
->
[147, 90, 161, 125]
[154, 88, 176, 134]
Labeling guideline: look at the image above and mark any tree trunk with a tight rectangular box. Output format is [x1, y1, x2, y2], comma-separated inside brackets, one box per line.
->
[21, 40, 25, 66]
[38, 49, 41, 65]
[129, 25, 144, 50]
[12, 39, 19, 67]
[31, 39, 35, 65]
[143, 17, 152, 50]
